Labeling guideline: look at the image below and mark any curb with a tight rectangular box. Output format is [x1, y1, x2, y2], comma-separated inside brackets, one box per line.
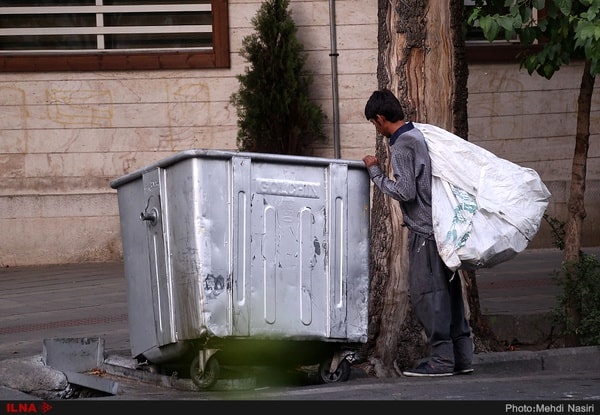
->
[483, 312, 562, 346]
[472, 345, 600, 374]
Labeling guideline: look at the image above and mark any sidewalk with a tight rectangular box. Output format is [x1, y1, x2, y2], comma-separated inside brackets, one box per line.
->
[1, 247, 599, 400]
[476, 246, 598, 347]
[0, 262, 129, 361]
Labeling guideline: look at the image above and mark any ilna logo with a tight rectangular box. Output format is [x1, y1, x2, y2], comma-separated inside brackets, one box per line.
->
[5, 402, 53, 414]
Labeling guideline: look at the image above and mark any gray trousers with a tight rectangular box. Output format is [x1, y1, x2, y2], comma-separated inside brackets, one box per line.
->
[407, 232, 473, 370]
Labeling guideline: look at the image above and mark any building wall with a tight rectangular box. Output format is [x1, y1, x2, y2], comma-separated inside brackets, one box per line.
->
[0, 1, 598, 266]
[467, 62, 600, 249]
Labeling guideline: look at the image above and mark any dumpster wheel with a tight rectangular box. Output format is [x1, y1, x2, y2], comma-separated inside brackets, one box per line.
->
[318, 357, 351, 384]
[190, 354, 220, 390]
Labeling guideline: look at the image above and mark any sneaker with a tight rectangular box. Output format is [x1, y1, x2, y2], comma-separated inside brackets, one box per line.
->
[402, 362, 454, 377]
[453, 366, 474, 375]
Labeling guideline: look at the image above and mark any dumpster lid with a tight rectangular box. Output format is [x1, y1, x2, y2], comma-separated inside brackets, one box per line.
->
[109, 149, 367, 189]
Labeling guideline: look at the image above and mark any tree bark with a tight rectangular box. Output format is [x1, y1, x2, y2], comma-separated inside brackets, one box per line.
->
[562, 60, 594, 347]
[362, 0, 427, 377]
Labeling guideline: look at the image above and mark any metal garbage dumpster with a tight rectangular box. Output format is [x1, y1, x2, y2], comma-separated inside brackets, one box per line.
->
[110, 149, 370, 388]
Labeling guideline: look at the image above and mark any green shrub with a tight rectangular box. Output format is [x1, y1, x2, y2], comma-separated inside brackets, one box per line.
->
[230, 0, 326, 155]
[545, 214, 600, 346]
[553, 253, 600, 346]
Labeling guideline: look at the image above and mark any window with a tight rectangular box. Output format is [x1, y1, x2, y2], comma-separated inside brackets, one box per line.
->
[0, 0, 230, 71]
[464, 0, 522, 44]
[464, 0, 541, 63]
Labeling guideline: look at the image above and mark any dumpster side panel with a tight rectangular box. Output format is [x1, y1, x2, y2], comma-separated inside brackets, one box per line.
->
[115, 178, 163, 358]
[231, 156, 252, 336]
[327, 163, 350, 339]
[345, 167, 370, 342]
[247, 161, 330, 338]
[165, 158, 232, 341]
[141, 168, 176, 347]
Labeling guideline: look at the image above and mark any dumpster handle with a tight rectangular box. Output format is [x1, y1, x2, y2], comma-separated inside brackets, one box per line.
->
[140, 207, 158, 226]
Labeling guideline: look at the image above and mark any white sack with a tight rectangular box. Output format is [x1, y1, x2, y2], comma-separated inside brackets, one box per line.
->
[414, 123, 551, 271]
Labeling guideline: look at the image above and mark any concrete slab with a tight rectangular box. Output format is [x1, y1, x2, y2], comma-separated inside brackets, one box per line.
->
[43, 337, 105, 372]
[63, 370, 121, 395]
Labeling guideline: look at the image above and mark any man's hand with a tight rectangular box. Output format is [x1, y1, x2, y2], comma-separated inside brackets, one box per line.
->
[362, 155, 379, 168]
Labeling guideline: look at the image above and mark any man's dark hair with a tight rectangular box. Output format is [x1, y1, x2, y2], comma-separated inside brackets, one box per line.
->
[364, 89, 405, 122]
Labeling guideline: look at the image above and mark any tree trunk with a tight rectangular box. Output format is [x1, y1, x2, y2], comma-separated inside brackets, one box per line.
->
[364, 0, 501, 378]
[562, 60, 594, 347]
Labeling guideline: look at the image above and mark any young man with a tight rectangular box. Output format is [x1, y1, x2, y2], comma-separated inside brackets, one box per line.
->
[362, 89, 473, 377]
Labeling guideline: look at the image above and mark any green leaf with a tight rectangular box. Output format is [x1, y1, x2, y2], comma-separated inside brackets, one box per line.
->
[590, 58, 599, 76]
[579, 20, 596, 36]
[579, 0, 594, 8]
[575, 20, 599, 46]
[542, 62, 556, 78]
[467, 7, 480, 26]
[522, 55, 537, 74]
[582, 4, 599, 20]
[497, 15, 519, 31]
[522, 6, 533, 24]
[554, 0, 573, 16]
[479, 15, 502, 41]
[519, 27, 536, 44]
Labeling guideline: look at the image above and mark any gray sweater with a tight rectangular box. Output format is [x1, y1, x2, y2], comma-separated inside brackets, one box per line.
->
[366, 122, 434, 238]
